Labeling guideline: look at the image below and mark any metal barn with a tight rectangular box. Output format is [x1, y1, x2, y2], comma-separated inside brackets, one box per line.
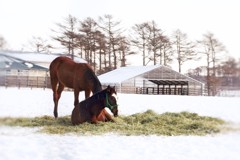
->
[98, 65, 204, 96]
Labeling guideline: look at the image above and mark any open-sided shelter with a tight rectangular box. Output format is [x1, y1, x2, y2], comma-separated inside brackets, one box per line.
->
[98, 65, 204, 96]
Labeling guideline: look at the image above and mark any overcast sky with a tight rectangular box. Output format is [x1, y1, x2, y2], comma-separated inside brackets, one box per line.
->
[0, 0, 239, 68]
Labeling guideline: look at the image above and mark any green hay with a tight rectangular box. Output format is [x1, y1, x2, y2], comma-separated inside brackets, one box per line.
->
[0, 110, 224, 136]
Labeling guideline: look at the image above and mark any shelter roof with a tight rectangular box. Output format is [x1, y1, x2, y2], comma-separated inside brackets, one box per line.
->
[98, 65, 161, 84]
[98, 65, 204, 85]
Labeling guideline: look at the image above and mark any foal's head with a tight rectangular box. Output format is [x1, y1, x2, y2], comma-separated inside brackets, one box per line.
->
[106, 85, 117, 96]
[105, 94, 118, 117]
[104, 85, 118, 117]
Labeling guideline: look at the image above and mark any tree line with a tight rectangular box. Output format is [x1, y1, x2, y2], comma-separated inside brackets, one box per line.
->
[1, 14, 240, 96]
[29, 14, 228, 74]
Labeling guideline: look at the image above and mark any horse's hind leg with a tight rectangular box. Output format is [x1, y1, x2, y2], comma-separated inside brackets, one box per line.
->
[50, 76, 58, 118]
[53, 83, 64, 118]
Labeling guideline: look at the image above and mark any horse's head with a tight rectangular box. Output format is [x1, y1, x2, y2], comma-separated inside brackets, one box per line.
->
[105, 94, 118, 117]
[106, 85, 117, 96]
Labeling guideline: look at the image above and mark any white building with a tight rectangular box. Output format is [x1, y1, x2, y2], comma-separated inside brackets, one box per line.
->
[0, 51, 86, 88]
[98, 65, 204, 96]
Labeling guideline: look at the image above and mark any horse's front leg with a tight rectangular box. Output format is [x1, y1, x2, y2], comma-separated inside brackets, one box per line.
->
[85, 89, 91, 99]
[103, 109, 114, 122]
[74, 89, 80, 107]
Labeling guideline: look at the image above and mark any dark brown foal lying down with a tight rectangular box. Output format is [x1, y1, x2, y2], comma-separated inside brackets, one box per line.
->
[71, 86, 118, 125]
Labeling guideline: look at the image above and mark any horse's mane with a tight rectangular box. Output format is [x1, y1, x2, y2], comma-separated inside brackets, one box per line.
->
[88, 88, 107, 101]
[83, 66, 102, 93]
[79, 88, 107, 107]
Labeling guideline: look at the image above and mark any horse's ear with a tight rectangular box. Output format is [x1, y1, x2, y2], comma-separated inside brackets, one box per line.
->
[106, 85, 111, 92]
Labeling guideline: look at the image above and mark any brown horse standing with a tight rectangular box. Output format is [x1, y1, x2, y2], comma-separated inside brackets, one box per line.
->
[71, 86, 118, 125]
[49, 56, 104, 118]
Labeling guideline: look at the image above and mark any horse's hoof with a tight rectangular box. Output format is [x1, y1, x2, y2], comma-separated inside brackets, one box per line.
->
[54, 112, 58, 118]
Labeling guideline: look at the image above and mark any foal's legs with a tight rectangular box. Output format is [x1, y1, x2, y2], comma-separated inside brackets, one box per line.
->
[102, 110, 114, 122]
[53, 83, 64, 118]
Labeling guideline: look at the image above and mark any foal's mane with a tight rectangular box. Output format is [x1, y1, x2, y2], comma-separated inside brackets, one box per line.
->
[81, 88, 108, 105]
[91, 87, 109, 100]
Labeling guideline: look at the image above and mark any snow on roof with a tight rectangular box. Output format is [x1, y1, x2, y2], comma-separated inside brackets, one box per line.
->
[0, 53, 48, 70]
[0, 51, 87, 64]
[98, 65, 204, 85]
[98, 65, 160, 84]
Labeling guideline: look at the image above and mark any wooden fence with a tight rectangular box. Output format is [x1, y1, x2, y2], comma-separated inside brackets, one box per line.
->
[0, 75, 51, 89]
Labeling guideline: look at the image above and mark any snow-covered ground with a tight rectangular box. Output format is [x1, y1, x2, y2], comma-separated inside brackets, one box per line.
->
[0, 87, 240, 160]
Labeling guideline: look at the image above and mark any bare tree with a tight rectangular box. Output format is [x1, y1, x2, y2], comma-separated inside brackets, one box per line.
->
[131, 21, 172, 66]
[150, 21, 173, 66]
[117, 36, 135, 67]
[131, 22, 151, 66]
[217, 57, 238, 87]
[148, 20, 162, 65]
[28, 36, 53, 53]
[159, 35, 173, 66]
[52, 15, 78, 59]
[98, 14, 122, 70]
[172, 29, 196, 73]
[220, 57, 238, 77]
[198, 32, 226, 96]
[78, 17, 98, 69]
[94, 31, 107, 74]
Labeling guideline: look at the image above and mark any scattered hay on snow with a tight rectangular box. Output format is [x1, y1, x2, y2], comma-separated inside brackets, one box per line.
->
[0, 110, 225, 136]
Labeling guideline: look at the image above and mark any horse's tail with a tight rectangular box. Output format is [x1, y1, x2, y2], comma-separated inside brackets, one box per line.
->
[49, 57, 69, 90]
[49, 57, 66, 74]
[49, 57, 60, 83]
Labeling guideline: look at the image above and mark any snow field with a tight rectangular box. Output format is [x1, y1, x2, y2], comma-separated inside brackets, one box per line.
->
[0, 87, 240, 160]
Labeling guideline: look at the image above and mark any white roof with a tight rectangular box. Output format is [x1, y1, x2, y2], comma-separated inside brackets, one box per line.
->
[98, 65, 160, 84]
[0, 53, 48, 70]
[98, 65, 204, 85]
[0, 51, 87, 64]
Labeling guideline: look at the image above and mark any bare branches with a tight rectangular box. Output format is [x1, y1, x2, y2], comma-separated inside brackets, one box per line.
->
[48, 14, 230, 78]
[197, 32, 227, 96]
[131, 21, 172, 66]
[52, 14, 78, 59]
[171, 29, 197, 73]
[28, 36, 53, 53]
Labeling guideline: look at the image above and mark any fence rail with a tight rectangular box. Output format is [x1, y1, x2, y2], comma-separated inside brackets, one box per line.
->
[136, 87, 189, 95]
[0, 75, 51, 88]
